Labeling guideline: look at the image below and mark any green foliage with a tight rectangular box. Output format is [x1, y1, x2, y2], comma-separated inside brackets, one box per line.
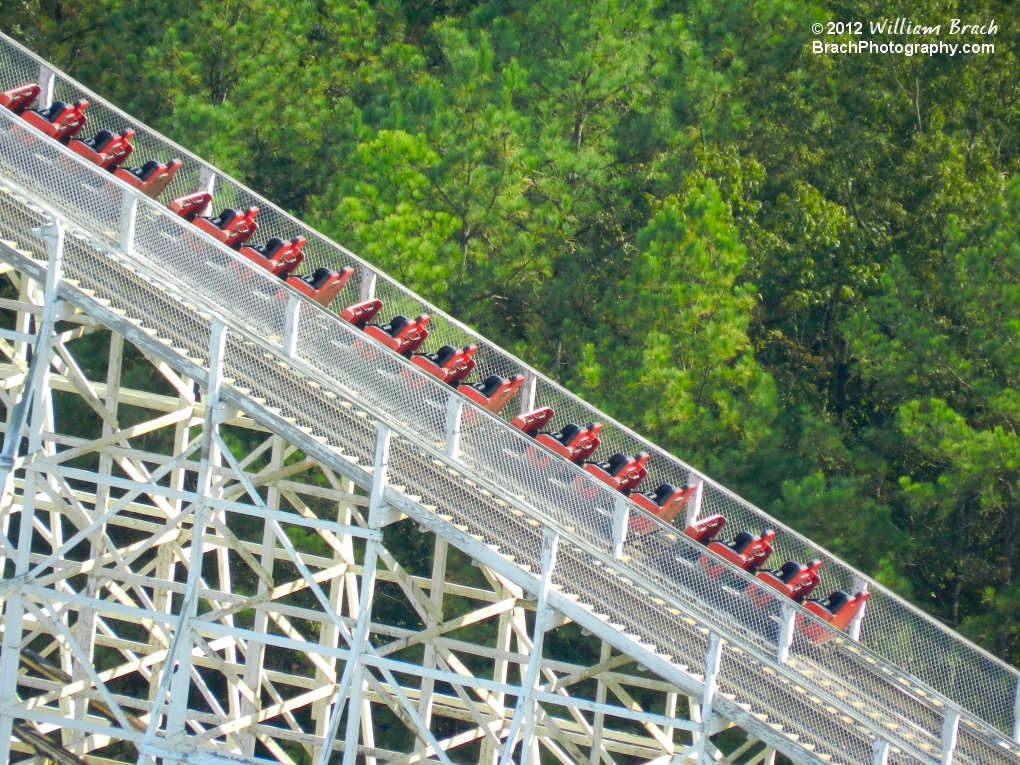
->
[844, 178, 1020, 659]
[6, 0, 1020, 665]
[580, 181, 776, 474]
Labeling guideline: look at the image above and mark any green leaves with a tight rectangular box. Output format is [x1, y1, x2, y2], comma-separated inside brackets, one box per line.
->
[582, 181, 777, 472]
[312, 129, 460, 299]
[844, 176, 1020, 657]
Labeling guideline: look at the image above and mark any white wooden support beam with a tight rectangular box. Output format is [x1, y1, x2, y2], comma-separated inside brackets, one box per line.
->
[360, 269, 377, 302]
[317, 423, 389, 765]
[342, 422, 391, 765]
[165, 318, 228, 755]
[311, 472, 353, 761]
[282, 292, 301, 357]
[695, 633, 723, 765]
[589, 640, 613, 765]
[686, 479, 705, 528]
[499, 528, 559, 765]
[519, 371, 537, 415]
[196, 167, 216, 217]
[137, 319, 227, 765]
[941, 707, 960, 765]
[120, 193, 138, 255]
[239, 442, 271, 760]
[664, 690, 679, 759]
[37, 64, 55, 106]
[139, 742, 260, 765]
[0, 219, 65, 763]
[29, 597, 134, 731]
[848, 575, 869, 642]
[872, 738, 889, 765]
[531, 691, 701, 731]
[445, 394, 463, 460]
[202, 435, 453, 765]
[417, 535, 448, 749]
[1013, 679, 1020, 743]
[0, 326, 37, 344]
[480, 594, 515, 765]
[611, 496, 629, 560]
[72, 329, 123, 742]
[776, 604, 796, 664]
[0, 219, 64, 491]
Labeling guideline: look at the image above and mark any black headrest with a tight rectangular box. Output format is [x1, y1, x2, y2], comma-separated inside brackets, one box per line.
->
[433, 345, 458, 365]
[652, 483, 680, 502]
[39, 101, 68, 120]
[256, 237, 287, 257]
[213, 208, 239, 229]
[825, 590, 852, 612]
[604, 453, 631, 472]
[135, 159, 164, 181]
[384, 315, 411, 334]
[730, 530, 756, 552]
[777, 560, 807, 582]
[556, 423, 583, 442]
[309, 267, 336, 289]
[85, 129, 115, 149]
[479, 375, 506, 396]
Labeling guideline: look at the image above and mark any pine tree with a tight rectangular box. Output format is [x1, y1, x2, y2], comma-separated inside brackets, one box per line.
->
[579, 181, 777, 474]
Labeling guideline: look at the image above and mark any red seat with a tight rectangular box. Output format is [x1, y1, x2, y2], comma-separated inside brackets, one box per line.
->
[339, 298, 382, 329]
[584, 451, 650, 493]
[512, 407, 555, 438]
[683, 514, 726, 545]
[800, 590, 871, 644]
[707, 528, 776, 573]
[193, 206, 259, 249]
[412, 344, 477, 385]
[756, 559, 823, 602]
[629, 483, 699, 536]
[239, 237, 306, 278]
[461, 374, 525, 415]
[1, 84, 41, 115]
[68, 128, 135, 170]
[364, 314, 431, 357]
[169, 191, 213, 221]
[22, 99, 88, 143]
[114, 159, 183, 199]
[286, 266, 354, 308]
[536, 422, 602, 464]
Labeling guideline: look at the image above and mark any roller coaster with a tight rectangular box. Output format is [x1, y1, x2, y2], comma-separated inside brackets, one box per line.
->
[0, 31, 1019, 765]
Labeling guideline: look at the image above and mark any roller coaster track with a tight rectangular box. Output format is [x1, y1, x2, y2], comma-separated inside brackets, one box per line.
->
[0, 31, 1019, 765]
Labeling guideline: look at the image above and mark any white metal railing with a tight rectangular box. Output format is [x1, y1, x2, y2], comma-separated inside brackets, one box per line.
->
[1, 30, 1019, 762]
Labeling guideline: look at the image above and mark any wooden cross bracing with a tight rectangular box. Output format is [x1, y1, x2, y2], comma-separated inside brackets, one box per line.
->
[0, 258, 766, 765]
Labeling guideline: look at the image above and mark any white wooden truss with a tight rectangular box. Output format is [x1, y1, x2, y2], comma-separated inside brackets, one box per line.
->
[0, 218, 778, 765]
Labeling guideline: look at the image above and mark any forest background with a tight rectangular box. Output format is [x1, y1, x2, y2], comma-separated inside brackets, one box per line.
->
[2, 0, 1020, 668]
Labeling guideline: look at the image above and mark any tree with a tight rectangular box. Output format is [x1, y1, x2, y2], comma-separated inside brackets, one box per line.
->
[578, 181, 777, 474]
[845, 178, 1020, 660]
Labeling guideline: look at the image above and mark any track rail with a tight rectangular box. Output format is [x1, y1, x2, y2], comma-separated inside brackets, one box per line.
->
[0, 32, 1018, 765]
